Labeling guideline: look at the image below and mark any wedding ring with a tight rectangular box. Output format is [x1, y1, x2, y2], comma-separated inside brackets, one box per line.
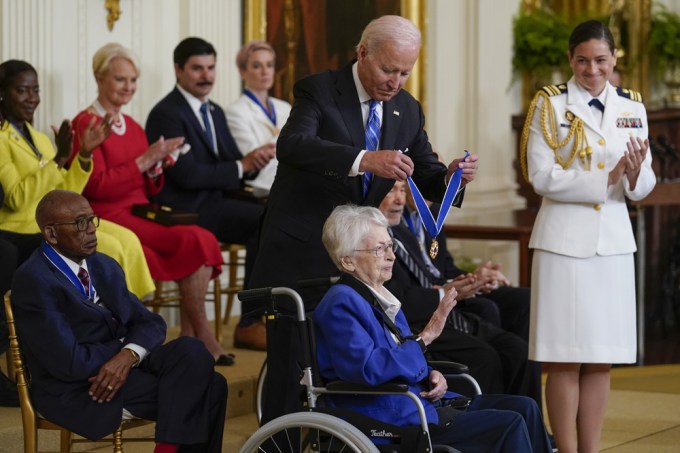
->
[107, 385, 114, 391]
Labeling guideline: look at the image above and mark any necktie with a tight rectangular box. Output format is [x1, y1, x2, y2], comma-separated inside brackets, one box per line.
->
[393, 237, 473, 333]
[77, 267, 90, 297]
[363, 100, 381, 197]
[393, 238, 432, 289]
[588, 98, 605, 112]
[199, 102, 216, 153]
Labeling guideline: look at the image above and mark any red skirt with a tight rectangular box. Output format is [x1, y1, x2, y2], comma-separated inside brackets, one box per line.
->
[100, 211, 222, 281]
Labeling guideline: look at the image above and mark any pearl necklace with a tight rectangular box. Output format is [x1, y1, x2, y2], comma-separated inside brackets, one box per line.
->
[92, 99, 126, 136]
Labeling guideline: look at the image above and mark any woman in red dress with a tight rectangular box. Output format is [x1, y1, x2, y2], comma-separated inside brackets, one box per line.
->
[71, 43, 232, 365]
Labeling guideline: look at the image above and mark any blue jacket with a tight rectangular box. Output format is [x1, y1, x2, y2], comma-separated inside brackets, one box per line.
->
[314, 274, 444, 426]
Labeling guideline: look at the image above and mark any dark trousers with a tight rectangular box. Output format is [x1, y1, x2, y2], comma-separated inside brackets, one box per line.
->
[198, 197, 264, 325]
[122, 337, 228, 452]
[431, 394, 551, 453]
[456, 286, 531, 342]
[197, 196, 264, 287]
[424, 314, 543, 410]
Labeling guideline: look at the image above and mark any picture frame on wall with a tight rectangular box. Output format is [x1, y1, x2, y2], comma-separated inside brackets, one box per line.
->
[243, 0, 426, 104]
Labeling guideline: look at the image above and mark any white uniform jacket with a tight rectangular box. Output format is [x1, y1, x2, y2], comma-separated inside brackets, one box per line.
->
[527, 78, 656, 258]
[225, 93, 292, 154]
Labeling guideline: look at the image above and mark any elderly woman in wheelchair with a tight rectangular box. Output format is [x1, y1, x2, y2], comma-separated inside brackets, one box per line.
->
[312, 205, 552, 453]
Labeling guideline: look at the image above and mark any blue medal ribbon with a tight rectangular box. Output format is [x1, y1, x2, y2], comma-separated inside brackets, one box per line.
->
[41, 241, 93, 300]
[406, 151, 469, 258]
[243, 89, 277, 126]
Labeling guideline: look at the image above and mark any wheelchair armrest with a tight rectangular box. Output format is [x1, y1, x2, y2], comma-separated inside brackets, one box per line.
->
[428, 361, 470, 375]
[326, 380, 409, 393]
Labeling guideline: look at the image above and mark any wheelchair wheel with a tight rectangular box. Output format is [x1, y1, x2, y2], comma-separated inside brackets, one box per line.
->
[256, 359, 266, 424]
[240, 411, 379, 453]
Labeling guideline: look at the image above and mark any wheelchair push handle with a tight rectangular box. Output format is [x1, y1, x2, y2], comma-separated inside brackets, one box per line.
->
[298, 276, 339, 289]
[237, 287, 274, 304]
[237, 286, 307, 322]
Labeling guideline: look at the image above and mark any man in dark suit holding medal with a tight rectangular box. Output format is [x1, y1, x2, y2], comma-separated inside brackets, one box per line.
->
[249, 15, 478, 423]
[11, 190, 227, 452]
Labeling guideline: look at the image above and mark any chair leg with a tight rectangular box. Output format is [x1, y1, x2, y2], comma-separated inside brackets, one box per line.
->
[112, 426, 124, 453]
[225, 292, 235, 326]
[59, 428, 72, 452]
[24, 426, 38, 453]
[222, 247, 241, 326]
[214, 278, 222, 343]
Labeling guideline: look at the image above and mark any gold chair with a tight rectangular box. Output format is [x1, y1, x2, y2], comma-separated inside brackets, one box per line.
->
[3, 292, 154, 453]
[143, 243, 245, 343]
[214, 243, 246, 330]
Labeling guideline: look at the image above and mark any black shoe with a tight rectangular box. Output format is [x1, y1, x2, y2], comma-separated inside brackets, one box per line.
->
[215, 353, 236, 366]
[0, 372, 19, 407]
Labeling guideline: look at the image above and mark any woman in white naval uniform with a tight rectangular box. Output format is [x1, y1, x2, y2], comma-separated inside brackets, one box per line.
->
[226, 41, 291, 193]
[521, 20, 655, 453]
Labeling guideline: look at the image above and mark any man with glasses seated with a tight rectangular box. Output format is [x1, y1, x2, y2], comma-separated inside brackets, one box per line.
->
[10, 189, 227, 453]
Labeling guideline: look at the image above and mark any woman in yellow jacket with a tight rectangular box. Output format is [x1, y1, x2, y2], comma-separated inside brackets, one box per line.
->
[0, 59, 154, 298]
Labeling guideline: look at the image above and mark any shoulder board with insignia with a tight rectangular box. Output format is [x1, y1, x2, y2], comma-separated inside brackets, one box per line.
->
[616, 87, 643, 103]
[540, 84, 568, 96]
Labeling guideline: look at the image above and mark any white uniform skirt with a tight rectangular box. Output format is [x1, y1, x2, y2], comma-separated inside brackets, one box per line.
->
[528, 250, 637, 363]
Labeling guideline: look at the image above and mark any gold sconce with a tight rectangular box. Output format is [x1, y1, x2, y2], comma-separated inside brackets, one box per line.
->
[105, 0, 121, 31]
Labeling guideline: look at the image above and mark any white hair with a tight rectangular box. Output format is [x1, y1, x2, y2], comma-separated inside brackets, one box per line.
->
[322, 205, 389, 270]
[357, 15, 421, 53]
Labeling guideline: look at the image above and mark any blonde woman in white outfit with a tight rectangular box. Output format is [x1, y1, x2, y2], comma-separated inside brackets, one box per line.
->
[521, 20, 655, 453]
[226, 41, 291, 193]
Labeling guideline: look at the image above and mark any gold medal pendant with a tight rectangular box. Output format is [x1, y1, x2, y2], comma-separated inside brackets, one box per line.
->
[429, 238, 439, 259]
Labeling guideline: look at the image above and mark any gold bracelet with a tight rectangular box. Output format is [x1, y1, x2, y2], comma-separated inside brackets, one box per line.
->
[126, 348, 140, 366]
[77, 154, 93, 163]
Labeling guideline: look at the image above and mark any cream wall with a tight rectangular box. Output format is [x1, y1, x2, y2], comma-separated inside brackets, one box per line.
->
[0, 0, 241, 133]
[2, 0, 677, 286]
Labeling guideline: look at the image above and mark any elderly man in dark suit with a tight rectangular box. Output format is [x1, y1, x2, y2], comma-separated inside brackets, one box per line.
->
[249, 15, 479, 423]
[145, 37, 275, 350]
[11, 190, 227, 453]
[380, 181, 543, 410]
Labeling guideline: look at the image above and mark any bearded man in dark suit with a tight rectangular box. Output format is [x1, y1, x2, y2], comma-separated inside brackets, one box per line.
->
[249, 15, 479, 423]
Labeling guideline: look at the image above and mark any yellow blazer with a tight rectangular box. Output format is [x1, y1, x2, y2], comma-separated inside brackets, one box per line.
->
[526, 78, 656, 258]
[0, 121, 91, 233]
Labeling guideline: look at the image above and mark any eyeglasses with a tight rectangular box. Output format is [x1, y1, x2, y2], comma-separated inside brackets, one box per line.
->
[48, 215, 100, 232]
[354, 242, 397, 257]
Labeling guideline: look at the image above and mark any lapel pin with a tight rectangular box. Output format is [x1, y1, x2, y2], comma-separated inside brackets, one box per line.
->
[393, 110, 400, 116]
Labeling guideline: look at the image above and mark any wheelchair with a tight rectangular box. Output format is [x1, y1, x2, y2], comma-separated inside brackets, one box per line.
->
[238, 284, 482, 453]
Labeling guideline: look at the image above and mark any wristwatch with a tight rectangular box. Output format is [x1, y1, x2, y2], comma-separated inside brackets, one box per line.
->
[406, 335, 427, 352]
[126, 348, 140, 367]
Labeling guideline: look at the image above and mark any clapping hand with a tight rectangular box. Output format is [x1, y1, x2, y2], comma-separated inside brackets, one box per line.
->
[609, 136, 648, 189]
[241, 143, 276, 173]
[136, 136, 185, 173]
[78, 113, 114, 158]
[624, 136, 648, 190]
[473, 261, 510, 293]
[441, 273, 483, 300]
[51, 120, 74, 168]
